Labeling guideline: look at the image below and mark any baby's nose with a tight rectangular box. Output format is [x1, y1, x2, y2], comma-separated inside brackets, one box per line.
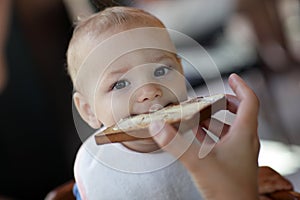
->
[136, 84, 162, 102]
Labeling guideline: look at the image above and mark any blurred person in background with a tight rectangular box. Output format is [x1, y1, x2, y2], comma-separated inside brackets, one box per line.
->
[0, 0, 80, 199]
[0, 0, 10, 93]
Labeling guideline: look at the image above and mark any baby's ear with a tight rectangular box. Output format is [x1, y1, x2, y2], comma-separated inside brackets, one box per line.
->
[73, 92, 102, 129]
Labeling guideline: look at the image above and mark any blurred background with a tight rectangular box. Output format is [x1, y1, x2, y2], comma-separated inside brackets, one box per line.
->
[0, 0, 299, 199]
[0, 0, 81, 199]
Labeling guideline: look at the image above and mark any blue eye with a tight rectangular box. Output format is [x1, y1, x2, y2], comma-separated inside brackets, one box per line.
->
[154, 66, 171, 77]
[112, 80, 130, 90]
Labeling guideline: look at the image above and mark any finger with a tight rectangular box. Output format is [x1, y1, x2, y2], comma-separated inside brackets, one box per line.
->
[228, 74, 259, 130]
[227, 74, 260, 151]
[192, 126, 218, 147]
[149, 120, 202, 168]
[201, 118, 230, 139]
[192, 126, 207, 143]
[225, 94, 239, 114]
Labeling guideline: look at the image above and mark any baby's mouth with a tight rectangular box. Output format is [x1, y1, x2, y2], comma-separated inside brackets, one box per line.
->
[149, 104, 164, 113]
[130, 102, 175, 117]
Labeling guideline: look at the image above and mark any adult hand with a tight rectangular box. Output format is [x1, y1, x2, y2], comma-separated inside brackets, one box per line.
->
[149, 73, 260, 200]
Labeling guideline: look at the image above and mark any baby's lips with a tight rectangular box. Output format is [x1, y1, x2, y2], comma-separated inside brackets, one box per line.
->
[149, 104, 164, 113]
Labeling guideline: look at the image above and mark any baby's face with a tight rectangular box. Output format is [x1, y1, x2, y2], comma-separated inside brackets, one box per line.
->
[94, 49, 187, 127]
[75, 27, 188, 151]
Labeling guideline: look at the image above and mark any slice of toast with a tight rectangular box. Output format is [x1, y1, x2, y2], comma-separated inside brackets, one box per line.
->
[94, 94, 226, 145]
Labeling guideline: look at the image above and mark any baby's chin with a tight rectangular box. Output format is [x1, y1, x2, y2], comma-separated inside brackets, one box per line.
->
[122, 139, 161, 153]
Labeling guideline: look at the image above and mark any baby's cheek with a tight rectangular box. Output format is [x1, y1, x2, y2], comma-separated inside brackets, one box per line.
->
[173, 81, 187, 95]
[94, 104, 114, 127]
[165, 81, 187, 101]
[110, 103, 130, 123]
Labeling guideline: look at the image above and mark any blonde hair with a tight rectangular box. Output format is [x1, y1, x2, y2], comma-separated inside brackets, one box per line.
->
[66, 6, 165, 87]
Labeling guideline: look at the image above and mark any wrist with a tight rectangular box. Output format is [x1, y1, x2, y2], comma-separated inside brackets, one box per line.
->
[203, 186, 259, 200]
[188, 169, 259, 200]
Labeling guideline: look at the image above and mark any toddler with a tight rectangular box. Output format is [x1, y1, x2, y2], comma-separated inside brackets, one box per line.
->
[67, 6, 204, 200]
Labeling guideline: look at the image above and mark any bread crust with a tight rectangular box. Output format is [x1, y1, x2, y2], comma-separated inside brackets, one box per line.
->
[94, 94, 226, 145]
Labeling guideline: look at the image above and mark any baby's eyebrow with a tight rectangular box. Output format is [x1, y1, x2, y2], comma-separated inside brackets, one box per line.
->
[100, 67, 129, 84]
[150, 54, 176, 63]
[107, 67, 129, 76]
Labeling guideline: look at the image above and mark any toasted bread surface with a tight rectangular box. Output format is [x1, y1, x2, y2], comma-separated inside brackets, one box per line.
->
[95, 94, 226, 145]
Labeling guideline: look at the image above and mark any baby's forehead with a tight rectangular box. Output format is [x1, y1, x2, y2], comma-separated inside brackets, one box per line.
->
[90, 28, 175, 52]
[108, 48, 177, 61]
[104, 48, 178, 70]
[75, 27, 177, 90]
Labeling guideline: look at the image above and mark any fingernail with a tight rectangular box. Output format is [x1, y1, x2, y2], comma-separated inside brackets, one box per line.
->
[149, 120, 165, 136]
[229, 73, 237, 82]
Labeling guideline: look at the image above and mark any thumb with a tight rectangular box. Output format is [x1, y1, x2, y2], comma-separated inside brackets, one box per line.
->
[149, 120, 202, 169]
